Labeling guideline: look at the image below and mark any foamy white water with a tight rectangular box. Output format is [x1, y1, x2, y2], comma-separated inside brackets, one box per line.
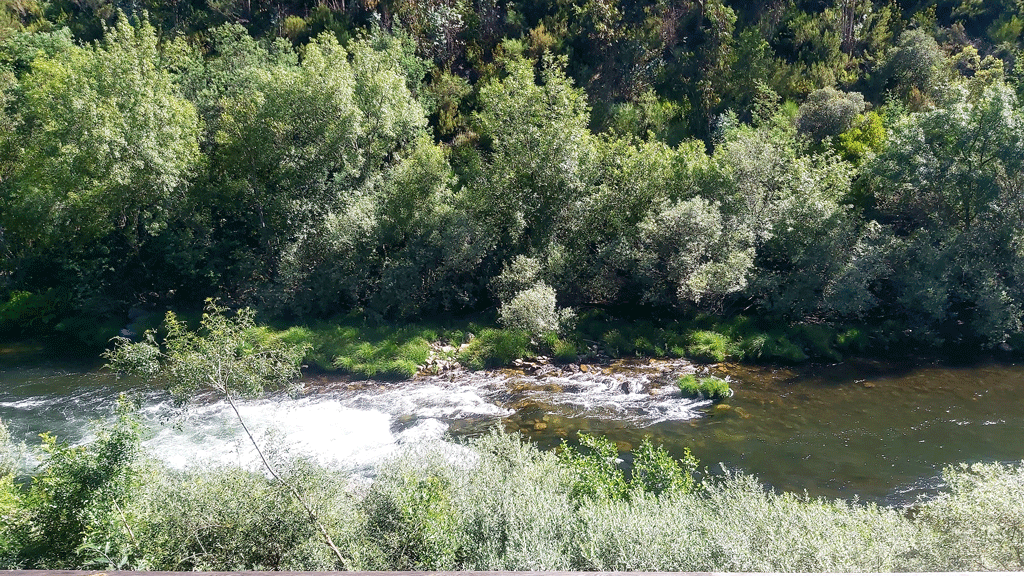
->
[0, 360, 708, 473]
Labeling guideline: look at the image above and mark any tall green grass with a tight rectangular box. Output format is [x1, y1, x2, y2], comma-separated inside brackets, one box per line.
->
[272, 319, 440, 380]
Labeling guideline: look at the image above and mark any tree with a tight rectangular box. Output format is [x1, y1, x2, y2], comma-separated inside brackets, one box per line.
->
[869, 83, 1024, 232]
[796, 87, 866, 143]
[104, 300, 350, 568]
[3, 14, 199, 253]
[865, 83, 1024, 344]
[471, 55, 593, 254]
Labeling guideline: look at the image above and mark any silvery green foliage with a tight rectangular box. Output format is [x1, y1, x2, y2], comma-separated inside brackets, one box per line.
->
[866, 83, 1024, 343]
[916, 462, 1024, 570]
[634, 197, 752, 307]
[819, 220, 893, 319]
[878, 29, 952, 103]
[112, 461, 360, 571]
[574, 473, 930, 572]
[450, 432, 575, 570]
[796, 87, 866, 142]
[712, 117, 864, 319]
[498, 281, 572, 336]
[490, 255, 543, 303]
[0, 419, 25, 478]
[30, 430, 1024, 571]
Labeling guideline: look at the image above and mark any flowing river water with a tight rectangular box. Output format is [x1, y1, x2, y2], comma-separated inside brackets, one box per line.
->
[2, 349, 1023, 506]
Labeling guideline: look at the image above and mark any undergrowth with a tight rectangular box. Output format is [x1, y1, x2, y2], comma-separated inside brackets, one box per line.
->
[3, 418, 1023, 572]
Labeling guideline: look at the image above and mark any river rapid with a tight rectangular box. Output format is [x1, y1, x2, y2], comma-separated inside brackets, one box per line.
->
[2, 352, 1023, 505]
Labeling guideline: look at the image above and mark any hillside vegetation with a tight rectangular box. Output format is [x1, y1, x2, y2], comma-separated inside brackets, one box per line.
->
[3, 0, 1024, 357]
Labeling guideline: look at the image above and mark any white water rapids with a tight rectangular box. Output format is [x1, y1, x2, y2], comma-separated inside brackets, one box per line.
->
[0, 360, 708, 473]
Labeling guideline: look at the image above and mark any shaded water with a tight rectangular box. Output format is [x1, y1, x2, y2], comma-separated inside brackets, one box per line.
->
[1, 352, 1022, 504]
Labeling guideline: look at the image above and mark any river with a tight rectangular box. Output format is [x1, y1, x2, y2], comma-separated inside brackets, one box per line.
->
[2, 351, 1023, 505]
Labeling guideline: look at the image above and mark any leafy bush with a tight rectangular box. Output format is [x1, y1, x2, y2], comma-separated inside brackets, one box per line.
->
[6, 425, 1024, 571]
[685, 330, 732, 362]
[457, 328, 532, 370]
[0, 290, 69, 336]
[498, 281, 574, 337]
[676, 374, 731, 400]
[630, 439, 697, 496]
[915, 462, 1024, 570]
[558, 433, 628, 503]
[21, 397, 142, 568]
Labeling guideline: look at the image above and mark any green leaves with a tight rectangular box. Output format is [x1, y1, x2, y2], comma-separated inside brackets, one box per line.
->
[559, 433, 697, 505]
[6, 14, 200, 251]
[105, 300, 308, 404]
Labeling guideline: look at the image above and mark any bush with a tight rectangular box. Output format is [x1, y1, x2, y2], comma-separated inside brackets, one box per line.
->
[457, 328, 532, 370]
[541, 332, 579, 363]
[498, 281, 573, 337]
[685, 330, 732, 363]
[0, 290, 69, 337]
[676, 374, 731, 400]
[630, 439, 697, 496]
[914, 462, 1024, 570]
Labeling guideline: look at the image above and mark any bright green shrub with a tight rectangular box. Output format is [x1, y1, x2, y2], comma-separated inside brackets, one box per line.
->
[685, 330, 732, 362]
[676, 374, 730, 400]
[22, 397, 141, 568]
[631, 439, 697, 496]
[457, 328, 531, 370]
[558, 433, 628, 504]
[364, 471, 463, 570]
[836, 327, 869, 353]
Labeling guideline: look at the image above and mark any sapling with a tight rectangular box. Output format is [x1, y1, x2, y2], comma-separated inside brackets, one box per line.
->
[104, 299, 349, 568]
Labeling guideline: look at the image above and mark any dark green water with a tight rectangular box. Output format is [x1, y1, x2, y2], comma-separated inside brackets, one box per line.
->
[499, 358, 1024, 504]
[2, 349, 1023, 505]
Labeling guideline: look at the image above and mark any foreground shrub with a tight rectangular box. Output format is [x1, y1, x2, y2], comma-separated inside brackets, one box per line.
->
[6, 423, 1024, 572]
[915, 462, 1024, 570]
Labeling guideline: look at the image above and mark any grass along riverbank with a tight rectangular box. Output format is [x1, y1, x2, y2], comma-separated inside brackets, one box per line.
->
[257, 309, 930, 381]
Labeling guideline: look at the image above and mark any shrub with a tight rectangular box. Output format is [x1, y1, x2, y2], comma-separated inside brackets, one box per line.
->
[791, 324, 841, 362]
[0, 290, 69, 336]
[23, 397, 142, 568]
[676, 374, 731, 400]
[498, 281, 573, 337]
[630, 439, 697, 497]
[836, 327, 869, 353]
[541, 332, 579, 363]
[914, 462, 1024, 570]
[457, 328, 532, 370]
[685, 330, 732, 363]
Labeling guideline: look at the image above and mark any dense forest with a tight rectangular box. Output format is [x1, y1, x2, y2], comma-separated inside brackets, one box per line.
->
[3, 0, 1024, 357]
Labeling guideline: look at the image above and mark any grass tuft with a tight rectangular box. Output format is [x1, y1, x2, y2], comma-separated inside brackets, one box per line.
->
[676, 374, 731, 400]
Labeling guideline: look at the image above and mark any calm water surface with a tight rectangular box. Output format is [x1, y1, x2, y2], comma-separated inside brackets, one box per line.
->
[2, 349, 1022, 505]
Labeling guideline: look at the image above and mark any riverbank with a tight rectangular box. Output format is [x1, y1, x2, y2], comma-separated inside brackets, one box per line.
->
[262, 309, 1024, 382]
[3, 305, 1022, 383]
